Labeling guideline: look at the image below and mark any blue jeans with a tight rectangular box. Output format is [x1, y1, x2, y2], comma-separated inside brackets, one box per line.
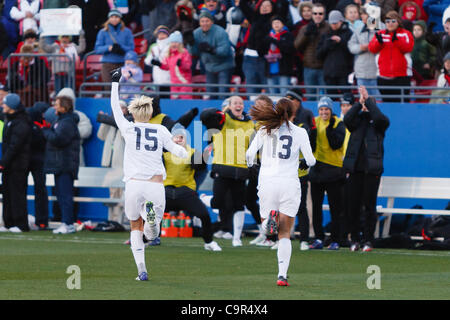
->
[54, 173, 75, 225]
[205, 68, 232, 100]
[242, 55, 266, 94]
[356, 78, 380, 98]
[303, 67, 325, 100]
[266, 75, 290, 95]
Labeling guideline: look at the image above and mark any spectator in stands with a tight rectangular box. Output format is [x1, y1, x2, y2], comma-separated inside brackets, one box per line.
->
[423, 0, 450, 32]
[2, 0, 21, 57]
[152, 31, 193, 99]
[9, 0, 41, 35]
[39, 31, 86, 94]
[294, 2, 329, 100]
[263, 15, 295, 95]
[15, 28, 39, 53]
[374, 0, 398, 21]
[430, 52, 450, 103]
[9, 44, 50, 105]
[69, 0, 110, 53]
[412, 20, 437, 81]
[308, 96, 346, 250]
[171, 0, 197, 47]
[368, 10, 414, 102]
[286, 0, 301, 30]
[191, 10, 234, 99]
[225, 1, 247, 82]
[399, 1, 422, 22]
[195, 0, 227, 29]
[96, 101, 131, 224]
[94, 9, 135, 83]
[316, 10, 354, 98]
[146, 0, 179, 44]
[26, 101, 50, 230]
[0, 93, 32, 233]
[286, 88, 316, 251]
[343, 85, 389, 252]
[239, 0, 276, 94]
[43, 95, 80, 234]
[144, 25, 172, 98]
[291, 1, 312, 37]
[348, 8, 382, 97]
[344, 4, 363, 33]
[425, 7, 450, 72]
[119, 50, 143, 99]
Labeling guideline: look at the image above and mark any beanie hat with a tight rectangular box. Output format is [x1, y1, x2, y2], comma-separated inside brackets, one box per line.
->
[153, 25, 170, 37]
[318, 96, 333, 111]
[341, 92, 355, 105]
[199, 10, 214, 21]
[329, 10, 344, 24]
[56, 88, 76, 106]
[444, 52, 450, 62]
[270, 15, 285, 25]
[124, 51, 138, 62]
[169, 31, 183, 44]
[285, 88, 303, 102]
[3, 93, 22, 111]
[108, 8, 122, 18]
[413, 20, 427, 33]
[171, 123, 187, 136]
[43, 107, 57, 125]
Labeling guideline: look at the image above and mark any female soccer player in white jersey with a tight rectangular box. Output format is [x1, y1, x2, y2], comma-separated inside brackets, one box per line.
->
[246, 96, 316, 286]
[110, 68, 188, 281]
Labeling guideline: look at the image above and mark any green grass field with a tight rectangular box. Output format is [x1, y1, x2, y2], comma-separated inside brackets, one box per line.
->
[0, 231, 449, 300]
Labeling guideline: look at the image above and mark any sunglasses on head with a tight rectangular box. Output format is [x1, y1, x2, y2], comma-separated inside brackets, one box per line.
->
[385, 19, 397, 24]
[313, 12, 324, 15]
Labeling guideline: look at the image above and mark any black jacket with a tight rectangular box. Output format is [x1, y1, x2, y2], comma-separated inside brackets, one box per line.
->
[293, 104, 317, 151]
[316, 22, 354, 78]
[1, 109, 32, 172]
[43, 111, 81, 178]
[343, 97, 390, 175]
[262, 28, 296, 76]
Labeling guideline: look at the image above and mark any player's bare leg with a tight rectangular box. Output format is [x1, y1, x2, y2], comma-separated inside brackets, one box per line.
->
[130, 217, 148, 281]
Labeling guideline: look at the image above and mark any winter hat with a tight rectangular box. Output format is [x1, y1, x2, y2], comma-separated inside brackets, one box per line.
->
[285, 88, 303, 102]
[169, 31, 183, 44]
[444, 52, 450, 62]
[124, 51, 138, 62]
[199, 10, 214, 21]
[108, 8, 122, 18]
[299, 2, 313, 18]
[413, 20, 427, 33]
[318, 96, 334, 111]
[340, 92, 355, 105]
[171, 123, 187, 136]
[2, 93, 22, 110]
[270, 15, 285, 25]
[328, 10, 344, 24]
[153, 25, 170, 37]
[56, 88, 76, 106]
[43, 107, 57, 125]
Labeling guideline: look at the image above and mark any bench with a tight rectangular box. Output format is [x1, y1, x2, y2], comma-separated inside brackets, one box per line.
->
[0, 167, 125, 204]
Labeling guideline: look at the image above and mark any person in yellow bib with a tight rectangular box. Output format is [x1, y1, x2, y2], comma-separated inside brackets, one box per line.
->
[200, 96, 255, 247]
[163, 124, 222, 252]
[308, 96, 346, 251]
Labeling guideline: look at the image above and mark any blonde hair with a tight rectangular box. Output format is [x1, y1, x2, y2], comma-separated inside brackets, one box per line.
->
[128, 95, 154, 122]
[166, 42, 185, 58]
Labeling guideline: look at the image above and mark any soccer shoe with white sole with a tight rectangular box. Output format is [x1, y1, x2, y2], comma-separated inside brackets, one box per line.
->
[256, 239, 276, 247]
[221, 232, 233, 240]
[277, 276, 289, 287]
[350, 242, 360, 252]
[204, 241, 222, 251]
[144, 201, 159, 241]
[362, 242, 373, 252]
[8, 226, 22, 233]
[309, 239, 323, 249]
[266, 210, 279, 236]
[136, 271, 148, 281]
[270, 241, 279, 250]
[327, 242, 340, 250]
[249, 234, 266, 245]
[52, 223, 76, 234]
[300, 241, 310, 251]
[232, 239, 243, 247]
[213, 230, 224, 239]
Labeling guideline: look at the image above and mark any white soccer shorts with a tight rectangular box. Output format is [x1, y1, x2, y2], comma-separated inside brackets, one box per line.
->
[257, 177, 301, 219]
[124, 180, 165, 224]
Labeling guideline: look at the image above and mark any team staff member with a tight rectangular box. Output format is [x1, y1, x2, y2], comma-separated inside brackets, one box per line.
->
[200, 96, 255, 247]
[343, 86, 390, 252]
[0, 93, 32, 232]
[308, 96, 346, 250]
[285, 88, 317, 251]
[163, 124, 222, 252]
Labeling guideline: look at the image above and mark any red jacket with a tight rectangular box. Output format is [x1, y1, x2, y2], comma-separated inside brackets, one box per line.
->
[368, 28, 414, 78]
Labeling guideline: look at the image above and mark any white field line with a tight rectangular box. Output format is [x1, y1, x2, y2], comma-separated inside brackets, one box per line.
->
[0, 235, 450, 257]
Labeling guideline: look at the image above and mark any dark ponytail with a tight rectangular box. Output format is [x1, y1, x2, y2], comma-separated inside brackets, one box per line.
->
[250, 96, 295, 135]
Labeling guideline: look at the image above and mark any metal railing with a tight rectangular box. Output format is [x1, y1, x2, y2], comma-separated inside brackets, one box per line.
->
[79, 82, 450, 102]
[7, 53, 76, 106]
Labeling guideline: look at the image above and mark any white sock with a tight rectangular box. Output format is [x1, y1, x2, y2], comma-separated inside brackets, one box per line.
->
[257, 223, 264, 235]
[130, 230, 146, 274]
[261, 219, 269, 235]
[277, 238, 292, 278]
[233, 210, 245, 241]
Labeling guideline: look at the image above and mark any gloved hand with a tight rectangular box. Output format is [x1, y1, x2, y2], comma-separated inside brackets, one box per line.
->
[391, 30, 397, 42]
[151, 59, 162, 67]
[375, 32, 383, 44]
[176, 59, 181, 66]
[299, 159, 309, 170]
[191, 107, 199, 117]
[198, 42, 215, 54]
[111, 43, 125, 55]
[110, 68, 122, 82]
[328, 115, 335, 129]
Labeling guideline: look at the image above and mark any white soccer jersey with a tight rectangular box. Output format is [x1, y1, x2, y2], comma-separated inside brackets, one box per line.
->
[111, 82, 188, 182]
[246, 122, 316, 181]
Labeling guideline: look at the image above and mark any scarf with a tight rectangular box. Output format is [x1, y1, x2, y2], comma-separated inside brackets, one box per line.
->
[265, 26, 288, 75]
[445, 73, 450, 86]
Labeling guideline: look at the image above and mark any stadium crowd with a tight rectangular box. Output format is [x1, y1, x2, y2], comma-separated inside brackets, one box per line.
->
[0, 0, 449, 251]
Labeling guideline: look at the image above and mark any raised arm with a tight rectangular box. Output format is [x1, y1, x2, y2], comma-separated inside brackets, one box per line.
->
[110, 68, 132, 133]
